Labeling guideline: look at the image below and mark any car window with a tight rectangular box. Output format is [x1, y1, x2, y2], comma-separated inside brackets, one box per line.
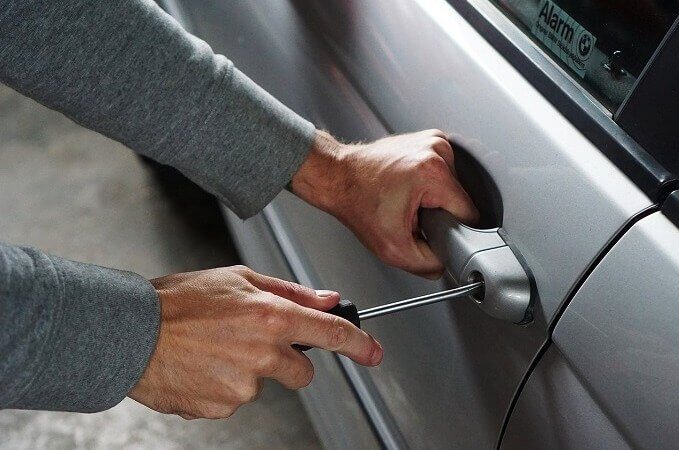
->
[492, 0, 679, 111]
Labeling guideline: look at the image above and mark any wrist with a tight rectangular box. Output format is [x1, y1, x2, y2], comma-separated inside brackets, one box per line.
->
[291, 130, 350, 216]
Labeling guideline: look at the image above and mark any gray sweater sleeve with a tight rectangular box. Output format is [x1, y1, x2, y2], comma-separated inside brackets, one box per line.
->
[0, 245, 160, 412]
[0, 0, 316, 217]
[0, 0, 316, 412]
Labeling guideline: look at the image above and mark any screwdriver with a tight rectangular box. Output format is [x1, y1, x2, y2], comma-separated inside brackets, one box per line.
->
[296, 281, 484, 351]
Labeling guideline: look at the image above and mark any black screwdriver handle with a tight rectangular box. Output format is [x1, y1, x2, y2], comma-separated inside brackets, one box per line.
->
[293, 299, 361, 352]
[328, 299, 361, 328]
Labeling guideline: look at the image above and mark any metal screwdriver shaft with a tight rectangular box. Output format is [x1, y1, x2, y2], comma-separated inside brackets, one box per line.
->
[295, 282, 484, 352]
[358, 281, 484, 320]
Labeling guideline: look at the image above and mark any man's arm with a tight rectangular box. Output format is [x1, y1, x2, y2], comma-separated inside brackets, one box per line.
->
[0, 0, 321, 413]
[0, 0, 478, 418]
[0, 0, 313, 218]
[0, 0, 478, 273]
[0, 243, 159, 412]
[0, 246, 381, 416]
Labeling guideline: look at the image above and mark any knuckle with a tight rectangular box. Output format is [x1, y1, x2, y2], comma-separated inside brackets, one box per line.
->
[231, 265, 252, 276]
[428, 136, 447, 148]
[257, 353, 282, 375]
[416, 153, 441, 171]
[422, 128, 444, 137]
[238, 381, 261, 404]
[422, 159, 450, 180]
[378, 241, 402, 267]
[257, 300, 288, 336]
[365, 345, 379, 366]
[327, 316, 348, 350]
[231, 265, 258, 284]
[279, 279, 305, 298]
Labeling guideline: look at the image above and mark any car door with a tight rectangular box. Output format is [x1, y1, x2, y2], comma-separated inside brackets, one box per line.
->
[502, 20, 679, 449]
[163, 0, 675, 448]
[502, 205, 679, 449]
[260, 1, 656, 448]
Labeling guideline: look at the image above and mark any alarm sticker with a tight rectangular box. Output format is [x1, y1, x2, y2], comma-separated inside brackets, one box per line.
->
[531, 0, 596, 77]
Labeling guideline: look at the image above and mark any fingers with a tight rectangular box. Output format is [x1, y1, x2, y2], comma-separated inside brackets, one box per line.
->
[418, 130, 478, 225]
[236, 267, 340, 311]
[232, 268, 383, 366]
[418, 129, 455, 171]
[264, 347, 315, 389]
[430, 137, 455, 171]
[405, 237, 446, 279]
[417, 156, 479, 226]
[290, 306, 383, 367]
[436, 175, 480, 225]
[384, 233, 444, 279]
[420, 128, 448, 140]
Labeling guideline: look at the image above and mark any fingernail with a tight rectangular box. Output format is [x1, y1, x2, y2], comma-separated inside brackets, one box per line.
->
[315, 289, 337, 297]
[371, 341, 384, 365]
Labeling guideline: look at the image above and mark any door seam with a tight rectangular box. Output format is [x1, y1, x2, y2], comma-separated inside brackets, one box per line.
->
[494, 203, 659, 449]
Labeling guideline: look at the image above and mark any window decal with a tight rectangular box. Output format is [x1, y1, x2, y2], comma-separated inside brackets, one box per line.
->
[531, 0, 596, 78]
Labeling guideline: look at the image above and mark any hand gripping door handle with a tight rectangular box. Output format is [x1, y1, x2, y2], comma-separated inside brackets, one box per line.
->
[419, 209, 532, 324]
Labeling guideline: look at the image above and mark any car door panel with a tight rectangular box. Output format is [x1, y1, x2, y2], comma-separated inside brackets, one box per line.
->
[545, 211, 679, 449]
[273, 1, 651, 447]
[501, 346, 631, 449]
[170, 0, 655, 447]
[503, 211, 679, 449]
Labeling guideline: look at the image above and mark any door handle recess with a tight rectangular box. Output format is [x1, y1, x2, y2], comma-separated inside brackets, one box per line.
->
[420, 209, 532, 324]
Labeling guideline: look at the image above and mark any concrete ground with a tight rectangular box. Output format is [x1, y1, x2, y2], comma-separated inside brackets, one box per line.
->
[0, 85, 321, 449]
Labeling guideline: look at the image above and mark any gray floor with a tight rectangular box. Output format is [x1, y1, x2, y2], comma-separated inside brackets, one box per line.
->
[0, 85, 321, 449]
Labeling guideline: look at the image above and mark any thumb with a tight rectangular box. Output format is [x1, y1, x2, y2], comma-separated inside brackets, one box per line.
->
[244, 271, 340, 310]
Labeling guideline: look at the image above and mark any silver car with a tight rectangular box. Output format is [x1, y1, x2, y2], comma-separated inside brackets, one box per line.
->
[159, 0, 679, 448]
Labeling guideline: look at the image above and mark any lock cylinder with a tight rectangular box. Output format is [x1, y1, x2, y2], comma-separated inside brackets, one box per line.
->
[420, 208, 533, 324]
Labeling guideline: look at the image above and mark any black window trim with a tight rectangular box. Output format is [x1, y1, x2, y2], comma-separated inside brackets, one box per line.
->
[446, 0, 679, 203]
[616, 16, 679, 190]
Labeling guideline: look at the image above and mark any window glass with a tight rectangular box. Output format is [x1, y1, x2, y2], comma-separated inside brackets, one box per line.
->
[493, 0, 679, 111]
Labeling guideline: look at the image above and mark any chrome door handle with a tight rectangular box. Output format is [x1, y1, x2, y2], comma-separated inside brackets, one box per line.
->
[420, 209, 532, 324]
